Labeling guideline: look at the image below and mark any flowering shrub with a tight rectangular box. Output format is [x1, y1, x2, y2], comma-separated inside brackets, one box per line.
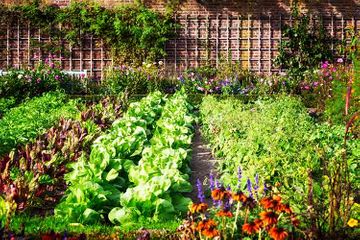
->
[0, 55, 89, 101]
[178, 176, 300, 240]
[103, 62, 175, 96]
[178, 65, 259, 95]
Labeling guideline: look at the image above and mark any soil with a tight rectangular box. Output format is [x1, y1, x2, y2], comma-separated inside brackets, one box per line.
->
[186, 125, 219, 202]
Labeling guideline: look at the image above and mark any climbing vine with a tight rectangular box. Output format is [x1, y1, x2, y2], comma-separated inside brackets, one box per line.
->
[0, 0, 176, 64]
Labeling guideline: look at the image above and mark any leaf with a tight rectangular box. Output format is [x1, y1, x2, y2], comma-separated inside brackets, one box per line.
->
[106, 168, 119, 182]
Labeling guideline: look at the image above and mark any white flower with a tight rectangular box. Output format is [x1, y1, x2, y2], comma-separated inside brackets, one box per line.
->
[146, 63, 152, 68]
[18, 74, 23, 79]
[158, 61, 164, 66]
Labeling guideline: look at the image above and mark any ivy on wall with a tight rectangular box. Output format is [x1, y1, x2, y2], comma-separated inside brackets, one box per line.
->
[0, 0, 176, 65]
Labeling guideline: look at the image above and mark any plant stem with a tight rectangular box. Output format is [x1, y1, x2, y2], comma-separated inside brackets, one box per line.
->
[231, 201, 241, 238]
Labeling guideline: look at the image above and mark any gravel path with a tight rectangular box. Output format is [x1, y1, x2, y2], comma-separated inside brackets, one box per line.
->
[186, 125, 220, 202]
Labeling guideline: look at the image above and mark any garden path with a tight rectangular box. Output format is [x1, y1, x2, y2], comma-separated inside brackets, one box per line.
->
[187, 125, 219, 202]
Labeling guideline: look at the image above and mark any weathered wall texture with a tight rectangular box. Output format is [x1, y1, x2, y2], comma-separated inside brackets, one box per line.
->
[1, 0, 360, 77]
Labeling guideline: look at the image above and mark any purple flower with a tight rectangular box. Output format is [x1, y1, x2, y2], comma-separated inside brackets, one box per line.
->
[215, 179, 222, 188]
[197, 86, 205, 92]
[254, 173, 259, 192]
[312, 81, 319, 87]
[337, 58, 344, 63]
[55, 75, 60, 81]
[196, 178, 205, 203]
[237, 167, 242, 189]
[49, 62, 55, 69]
[226, 185, 231, 191]
[209, 172, 215, 191]
[263, 182, 268, 196]
[247, 178, 253, 198]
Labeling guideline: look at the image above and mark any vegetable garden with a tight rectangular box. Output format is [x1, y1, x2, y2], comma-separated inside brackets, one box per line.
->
[0, 1, 359, 240]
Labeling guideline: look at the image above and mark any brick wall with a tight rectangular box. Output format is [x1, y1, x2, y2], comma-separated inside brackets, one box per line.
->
[1, 0, 360, 76]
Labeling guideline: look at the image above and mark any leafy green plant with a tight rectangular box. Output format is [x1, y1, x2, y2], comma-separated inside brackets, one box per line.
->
[112, 90, 195, 224]
[55, 92, 165, 224]
[0, 97, 122, 213]
[0, 97, 16, 118]
[0, 91, 79, 156]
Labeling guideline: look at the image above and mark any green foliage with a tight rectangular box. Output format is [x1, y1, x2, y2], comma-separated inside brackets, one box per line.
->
[0, 59, 89, 101]
[103, 62, 175, 96]
[55, 92, 165, 224]
[0, 91, 79, 156]
[116, 90, 194, 223]
[200, 95, 360, 235]
[0, 97, 16, 118]
[274, 8, 333, 88]
[0, 1, 175, 65]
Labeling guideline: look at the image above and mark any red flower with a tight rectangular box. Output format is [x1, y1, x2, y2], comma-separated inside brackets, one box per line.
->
[260, 211, 278, 226]
[260, 196, 282, 211]
[268, 227, 289, 240]
[290, 215, 300, 227]
[280, 203, 293, 214]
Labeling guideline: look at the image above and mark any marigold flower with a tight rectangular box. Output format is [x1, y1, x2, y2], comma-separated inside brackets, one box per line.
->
[216, 210, 233, 218]
[347, 218, 358, 228]
[242, 221, 261, 235]
[260, 211, 278, 226]
[232, 191, 247, 202]
[268, 227, 288, 240]
[190, 203, 208, 214]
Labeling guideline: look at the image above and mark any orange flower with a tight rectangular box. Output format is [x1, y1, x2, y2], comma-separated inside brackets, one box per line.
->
[190, 203, 208, 214]
[268, 227, 289, 240]
[260, 211, 278, 226]
[260, 196, 282, 211]
[202, 228, 219, 238]
[232, 191, 247, 202]
[196, 219, 217, 232]
[196, 219, 219, 238]
[211, 188, 230, 201]
[216, 210, 233, 218]
[242, 220, 261, 235]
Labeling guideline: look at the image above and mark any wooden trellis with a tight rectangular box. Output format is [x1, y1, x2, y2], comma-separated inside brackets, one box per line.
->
[0, 14, 360, 78]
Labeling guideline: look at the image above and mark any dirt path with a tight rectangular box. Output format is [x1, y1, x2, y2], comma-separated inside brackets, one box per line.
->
[187, 125, 219, 202]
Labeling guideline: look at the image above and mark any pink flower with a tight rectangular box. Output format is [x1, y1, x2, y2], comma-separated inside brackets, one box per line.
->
[55, 75, 60, 81]
[304, 85, 310, 90]
[80, 73, 85, 79]
[312, 82, 319, 87]
[197, 86, 204, 92]
[321, 61, 329, 69]
[36, 78, 41, 83]
[337, 58, 343, 63]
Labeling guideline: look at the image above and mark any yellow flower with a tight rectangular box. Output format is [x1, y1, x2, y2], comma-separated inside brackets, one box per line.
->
[347, 218, 358, 228]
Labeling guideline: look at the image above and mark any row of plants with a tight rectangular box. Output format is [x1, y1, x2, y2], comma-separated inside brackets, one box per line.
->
[0, 97, 123, 230]
[111, 90, 195, 224]
[0, 91, 79, 156]
[55, 92, 166, 224]
[200, 95, 359, 238]
[0, 97, 16, 118]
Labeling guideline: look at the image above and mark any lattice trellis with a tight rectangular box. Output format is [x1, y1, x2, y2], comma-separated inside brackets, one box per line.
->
[0, 14, 359, 78]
